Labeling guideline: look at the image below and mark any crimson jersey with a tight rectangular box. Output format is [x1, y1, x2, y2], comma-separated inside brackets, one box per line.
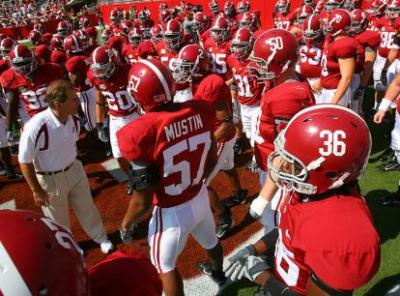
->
[89, 251, 162, 296]
[122, 44, 139, 64]
[227, 56, 262, 106]
[254, 80, 315, 172]
[117, 100, 216, 208]
[367, 15, 383, 32]
[354, 30, 380, 73]
[274, 12, 293, 30]
[320, 37, 358, 89]
[275, 190, 380, 295]
[378, 17, 398, 58]
[194, 73, 235, 142]
[88, 64, 138, 117]
[0, 60, 9, 76]
[298, 40, 324, 78]
[204, 38, 232, 81]
[0, 63, 64, 117]
[134, 19, 155, 38]
[156, 40, 179, 71]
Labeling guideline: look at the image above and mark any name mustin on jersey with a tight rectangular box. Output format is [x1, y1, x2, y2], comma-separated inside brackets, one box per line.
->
[164, 113, 204, 142]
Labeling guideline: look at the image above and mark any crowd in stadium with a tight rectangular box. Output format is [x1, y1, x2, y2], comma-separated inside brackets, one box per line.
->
[0, 0, 399, 295]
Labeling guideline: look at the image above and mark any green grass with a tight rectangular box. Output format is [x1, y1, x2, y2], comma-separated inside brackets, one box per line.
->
[221, 95, 400, 296]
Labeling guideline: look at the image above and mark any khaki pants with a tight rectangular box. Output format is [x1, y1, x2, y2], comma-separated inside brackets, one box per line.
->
[37, 159, 107, 243]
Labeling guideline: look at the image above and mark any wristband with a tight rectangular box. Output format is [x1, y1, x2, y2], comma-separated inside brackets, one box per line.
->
[378, 98, 392, 112]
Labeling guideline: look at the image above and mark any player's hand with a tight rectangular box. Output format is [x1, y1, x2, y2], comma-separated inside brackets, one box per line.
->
[311, 79, 322, 93]
[374, 110, 386, 124]
[249, 195, 269, 219]
[96, 123, 109, 143]
[119, 223, 138, 244]
[224, 245, 256, 281]
[33, 188, 50, 207]
[239, 256, 271, 282]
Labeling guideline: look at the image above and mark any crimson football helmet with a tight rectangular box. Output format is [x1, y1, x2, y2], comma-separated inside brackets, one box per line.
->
[268, 105, 371, 195]
[386, 0, 400, 19]
[0, 33, 8, 42]
[29, 30, 42, 46]
[163, 19, 183, 51]
[128, 28, 143, 47]
[231, 27, 254, 60]
[119, 20, 133, 35]
[110, 9, 121, 26]
[159, 9, 172, 24]
[239, 12, 258, 31]
[224, 1, 236, 17]
[249, 29, 298, 81]
[33, 22, 44, 34]
[159, 2, 168, 10]
[10, 44, 37, 75]
[325, 0, 345, 10]
[42, 33, 52, 46]
[0, 38, 15, 59]
[193, 12, 209, 33]
[172, 43, 209, 83]
[315, 0, 326, 12]
[79, 16, 90, 29]
[73, 29, 90, 51]
[57, 20, 72, 36]
[276, 0, 290, 14]
[64, 35, 84, 56]
[323, 9, 351, 37]
[138, 9, 149, 23]
[127, 59, 176, 112]
[0, 210, 88, 296]
[150, 24, 163, 41]
[209, 0, 220, 15]
[303, 14, 323, 40]
[237, 0, 250, 13]
[343, 0, 362, 10]
[211, 15, 231, 43]
[371, 0, 389, 16]
[102, 28, 114, 43]
[51, 34, 64, 51]
[91, 46, 118, 80]
[297, 5, 314, 24]
[350, 9, 369, 34]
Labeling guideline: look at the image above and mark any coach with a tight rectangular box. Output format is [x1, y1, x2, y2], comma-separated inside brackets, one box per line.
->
[18, 80, 114, 254]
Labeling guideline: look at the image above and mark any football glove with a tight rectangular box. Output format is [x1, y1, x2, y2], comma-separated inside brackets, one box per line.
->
[96, 123, 109, 143]
[249, 195, 269, 219]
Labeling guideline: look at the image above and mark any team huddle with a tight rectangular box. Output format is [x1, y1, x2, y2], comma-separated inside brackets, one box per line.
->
[1, 0, 397, 295]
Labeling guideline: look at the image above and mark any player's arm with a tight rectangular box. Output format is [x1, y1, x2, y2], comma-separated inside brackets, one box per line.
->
[214, 98, 235, 142]
[5, 89, 19, 130]
[95, 89, 106, 124]
[386, 47, 398, 71]
[203, 134, 218, 180]
[374, 73, 400, 123]
[330, 57, 355, 104]
[361, 46, 377, 88]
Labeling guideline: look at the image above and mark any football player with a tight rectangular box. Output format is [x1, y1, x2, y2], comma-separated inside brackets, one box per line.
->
[224, 105, 381, 296]
[88, 46, 140, 193]
[117, 59, 226, 296]
[122, 28, 143, 64]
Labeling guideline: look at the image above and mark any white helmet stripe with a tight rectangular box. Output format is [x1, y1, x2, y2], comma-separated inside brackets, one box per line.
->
[0, 242, 32, 296]
[139, 60, 172, 102]
[307, 14, 313, 30]
[13, 45, 20, 59]
[92, 47, 101, 64]
[72, 35, 80, 50]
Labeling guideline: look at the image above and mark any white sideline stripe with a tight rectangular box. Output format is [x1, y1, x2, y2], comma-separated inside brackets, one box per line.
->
[101, 158, 128, 183]
[182, 228, 265, 296]
[0, 199, 16, 210]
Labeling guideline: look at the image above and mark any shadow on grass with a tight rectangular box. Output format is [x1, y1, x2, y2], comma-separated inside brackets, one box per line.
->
[365, 190, 400, 244]
[219, 279, 258, 296]
[364, 273, 400, 296]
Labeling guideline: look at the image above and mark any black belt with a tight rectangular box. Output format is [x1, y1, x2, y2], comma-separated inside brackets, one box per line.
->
[36, 161, 75, 176]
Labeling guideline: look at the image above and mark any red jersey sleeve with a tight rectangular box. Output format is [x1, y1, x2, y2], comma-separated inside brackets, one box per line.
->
[0, 68, 16, 90]
[332, 37, 357, 58]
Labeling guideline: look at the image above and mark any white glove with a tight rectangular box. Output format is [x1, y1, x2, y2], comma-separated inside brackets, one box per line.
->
[224, 255, 270, 282]
[224, 245, 256, 281]
[250, 195, 269, 219]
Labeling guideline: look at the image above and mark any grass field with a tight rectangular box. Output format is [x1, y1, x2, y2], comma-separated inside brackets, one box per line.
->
[220, 94, 400, 296]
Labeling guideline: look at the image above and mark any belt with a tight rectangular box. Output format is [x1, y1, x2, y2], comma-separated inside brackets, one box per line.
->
[36, 161, 75, 176]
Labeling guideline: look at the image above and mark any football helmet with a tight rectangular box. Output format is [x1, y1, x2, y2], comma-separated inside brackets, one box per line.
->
[159, 3, 168, 10]
[0, 33, 8, 42]
[303, 14, 323, 40]
[34, 44, 51, 62]
[51, 34, 65, 51]
[73, 29, 90, 51]
[315, 0, 326, 12]
[343, 0, 362, 10]
[85, 27, 98, 43]
[350, 9, 369, 34]
[325, 0, 345, 10]
[159, 9, 172, 24]
[128, 28, 143, 47]
[268, 105, 371, 195]
[0, 210, 88, 296]
[33, 22, 44, 34]
[79, 16, 90, 29]
[150, 24, 163, 42]
[29, 30, 42, 46]
[224, 1, 236, 17]
[386, 0, 400, 19]
[102, 28, 114, 43]
[239, 12, 258, 31]
[237, 0, 250, 13]
[91, 46, 118, 80]
[0, 37, 14, 59]
[304, 0, 316, 7]
[249, 29, 298, 80]
[211, 15, 231, 43]
[10, 44, 37, 75]
[371, 0, 389, 16]
[64, 34, 84, 56]
[193, 12, 209, 32]
[172, 43, 208, 83]
[276, 0, 290, 14]
[209, 0, 220, 15]
[323, 9, 351, 37]
[110, 9, 121, 26]
[297, 5, 314, 24]
[138, 9, 149, 23]
[42, 33, 52, 45]
[163, 19, 183, 51]
[57, 20, 72, 36]
[119, 20, 133, 35]
[231, 27, 254, 60]
[127, 59, 176, 112]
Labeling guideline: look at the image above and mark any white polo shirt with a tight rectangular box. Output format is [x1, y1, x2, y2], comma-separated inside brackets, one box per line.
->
[18, 108, 80, 172]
